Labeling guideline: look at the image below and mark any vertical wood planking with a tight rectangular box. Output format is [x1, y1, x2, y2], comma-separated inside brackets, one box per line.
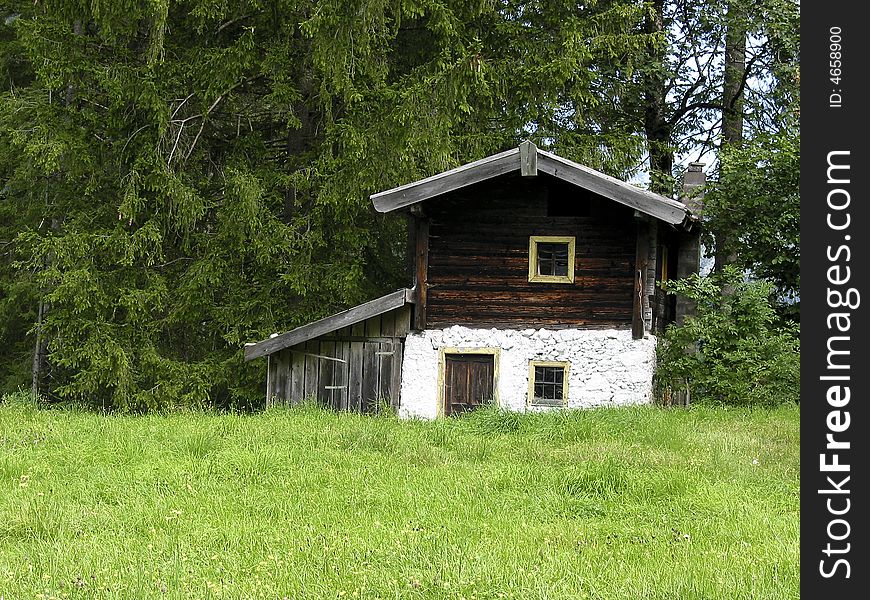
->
[303, 340, 320, 402]
[348, 339, 364, 412]
[645, 220, 658, 327]
[362, 342, 380, 413]
[334, 341, 350, 411]
[365, 315, 382, 337]
[319, 341, 336, 407]
[632, 218, 649, 339]
[390, 341, 404, 411]
[290, 346, 305, 404]
[266, 354, 275, 407]
[349, 321, 366, 411]
[406, 214, 417, 286]
[377, 341, 393, 408]
[394, 305, 412, 337]
[380, 311, 395, 337]
[520, 140, 538, 176]
[443, 354, 494, 414]
[263, 307, 412, 414]
[273, 349, 291, 405]
[414, 217, 429, 330]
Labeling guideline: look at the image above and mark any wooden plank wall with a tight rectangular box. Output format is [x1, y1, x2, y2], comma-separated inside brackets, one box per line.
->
[423, 173, 639, 329]
[265, 305, 410, 412]
[651, 226, 679, 334]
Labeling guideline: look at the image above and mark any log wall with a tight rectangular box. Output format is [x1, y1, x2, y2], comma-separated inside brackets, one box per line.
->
[423, 173, 639, 329]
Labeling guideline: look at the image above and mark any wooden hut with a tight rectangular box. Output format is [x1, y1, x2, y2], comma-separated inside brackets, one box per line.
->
[245, 142, 702, 416]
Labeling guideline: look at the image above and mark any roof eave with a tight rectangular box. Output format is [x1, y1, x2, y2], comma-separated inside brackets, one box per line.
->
[370, 143, 690, 225]
[244, 288, 414, 361]
[370, 148, 520, 213]
[535, 152, 688, 225]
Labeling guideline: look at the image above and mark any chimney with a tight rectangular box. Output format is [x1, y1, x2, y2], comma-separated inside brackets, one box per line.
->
[681, 162, 706, 216]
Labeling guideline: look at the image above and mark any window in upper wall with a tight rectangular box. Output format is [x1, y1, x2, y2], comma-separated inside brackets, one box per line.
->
[528, 361, 569, 407]
[528, 236, 575, 283]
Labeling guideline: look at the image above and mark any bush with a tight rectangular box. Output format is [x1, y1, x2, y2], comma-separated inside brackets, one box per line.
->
[655, 268, 799, 407]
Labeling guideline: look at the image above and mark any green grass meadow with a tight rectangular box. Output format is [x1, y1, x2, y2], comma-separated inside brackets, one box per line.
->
[0, 396, 799, 599]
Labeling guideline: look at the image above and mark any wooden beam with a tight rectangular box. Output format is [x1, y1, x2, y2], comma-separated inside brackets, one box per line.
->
[405, 213, 417, 286]
[413, 217, 429, 330]
[520, 140, 538, 176]
[632, 218, 650, 339]
[370, 143, 690, 228]
[370, 148, 520, 213]
[244, 288, 414, 361]
[537, 152, 688, 225]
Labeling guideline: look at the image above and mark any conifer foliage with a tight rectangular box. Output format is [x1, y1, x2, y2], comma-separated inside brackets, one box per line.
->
[1, 1, 656, 409]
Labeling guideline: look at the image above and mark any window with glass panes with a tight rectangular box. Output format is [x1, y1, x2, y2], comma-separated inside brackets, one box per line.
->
[528, 361, 569, 406]
[528, 236, 575, 283]
[537, 242, 569, 277]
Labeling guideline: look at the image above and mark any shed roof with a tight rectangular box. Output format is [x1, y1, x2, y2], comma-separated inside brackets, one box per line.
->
[244, 288, 414, 361]
[371, 141, 693, 225]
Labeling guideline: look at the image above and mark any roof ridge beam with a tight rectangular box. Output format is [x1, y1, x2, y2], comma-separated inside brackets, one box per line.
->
[519, 140, 538, 176]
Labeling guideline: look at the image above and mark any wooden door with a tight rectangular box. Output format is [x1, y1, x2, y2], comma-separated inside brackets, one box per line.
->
[443, 354, 494, 415]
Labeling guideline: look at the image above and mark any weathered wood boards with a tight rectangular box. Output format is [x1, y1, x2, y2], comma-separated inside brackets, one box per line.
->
[413, 217, 429, 330]
[248, 142, 702, 415]
[264, 305, 411, 411]
[632, 218, 650, 339]
[536, 153, 688, 225]
[371, 148, 520, 212]
[244, 288, 413, 361]
[421, 174, 638, 329]
[371, 141, 691, 226]
[443, 354, 495, 415]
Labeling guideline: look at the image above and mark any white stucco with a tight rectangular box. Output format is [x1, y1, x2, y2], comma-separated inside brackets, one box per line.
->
[398, 326, 656, 419]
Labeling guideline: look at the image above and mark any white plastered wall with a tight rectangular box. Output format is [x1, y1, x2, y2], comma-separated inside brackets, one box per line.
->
[398, 326, 656, 419]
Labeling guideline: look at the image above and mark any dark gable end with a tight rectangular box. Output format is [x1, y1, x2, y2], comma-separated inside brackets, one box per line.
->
[418, 174, 639, 330]
[371, 141, 693, 226]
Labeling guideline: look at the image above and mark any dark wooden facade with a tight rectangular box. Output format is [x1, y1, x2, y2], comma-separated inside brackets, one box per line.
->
[412, 173, 639, 330]
[264, 305, 411, 411]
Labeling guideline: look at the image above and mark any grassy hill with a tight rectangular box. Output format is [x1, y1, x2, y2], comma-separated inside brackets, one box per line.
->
[0, 395, 799, 599]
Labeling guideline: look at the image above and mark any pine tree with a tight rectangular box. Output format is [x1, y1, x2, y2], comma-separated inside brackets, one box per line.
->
[1, 0, 657, 409]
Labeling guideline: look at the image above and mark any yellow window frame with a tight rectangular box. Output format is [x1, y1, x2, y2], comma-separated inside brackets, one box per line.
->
[527, 360, 570, 407]
[528, 236, 575, 284]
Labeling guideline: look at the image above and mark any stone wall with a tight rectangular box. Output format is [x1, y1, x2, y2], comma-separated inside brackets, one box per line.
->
[398, 326, 657, 419]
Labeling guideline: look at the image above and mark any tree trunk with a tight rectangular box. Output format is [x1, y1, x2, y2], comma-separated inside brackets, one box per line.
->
[714, 1, 746, 274]
[30, 298, 46, 398]
[643, 0, 673, 196]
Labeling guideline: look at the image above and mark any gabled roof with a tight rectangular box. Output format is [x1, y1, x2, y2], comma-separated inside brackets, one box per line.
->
[244, 288, 414, 361]
[371, 141, 692, 225]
